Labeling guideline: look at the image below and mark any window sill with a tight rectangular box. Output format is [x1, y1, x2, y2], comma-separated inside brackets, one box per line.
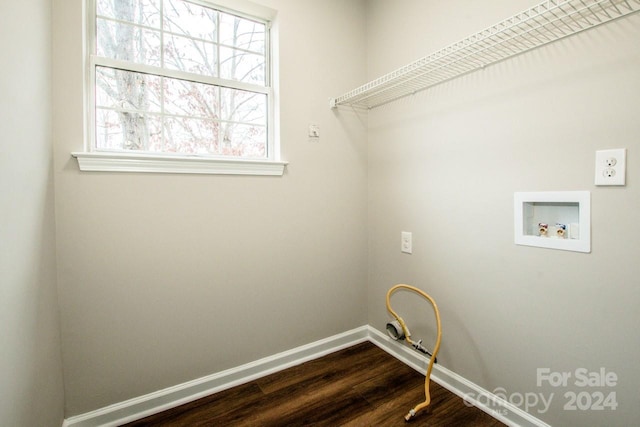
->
[71, 152, 287, 176]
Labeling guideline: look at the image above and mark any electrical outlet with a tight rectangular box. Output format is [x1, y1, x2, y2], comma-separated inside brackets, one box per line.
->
[401, 231, 412, 254]
[595, 149, 626, 186]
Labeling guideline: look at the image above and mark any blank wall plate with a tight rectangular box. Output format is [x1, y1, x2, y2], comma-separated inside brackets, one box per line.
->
[595, 149, 626, 186]
[401, 231, 412, 254]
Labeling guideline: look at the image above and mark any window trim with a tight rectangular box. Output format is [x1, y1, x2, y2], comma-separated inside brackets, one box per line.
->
[72, 151, 287, 175]
[76, 0, 285, 176]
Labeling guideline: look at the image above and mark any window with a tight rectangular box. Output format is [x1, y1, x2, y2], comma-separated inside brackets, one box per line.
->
[75, 0, 285, 175]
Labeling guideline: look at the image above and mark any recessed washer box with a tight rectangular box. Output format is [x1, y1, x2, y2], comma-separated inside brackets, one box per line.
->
[514, 191, 591, 253]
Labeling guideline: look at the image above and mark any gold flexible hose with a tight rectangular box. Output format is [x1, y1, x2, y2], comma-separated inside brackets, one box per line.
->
[386, 284, 442, 422]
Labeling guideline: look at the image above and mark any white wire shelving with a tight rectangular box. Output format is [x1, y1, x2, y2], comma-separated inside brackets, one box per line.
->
[330, 0, 640, 110]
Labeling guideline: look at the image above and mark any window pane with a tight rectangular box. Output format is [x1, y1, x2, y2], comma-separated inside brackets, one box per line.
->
[220, 88, 265, 125]
[97, 0, 161, 27]
[95, 109, 123, 150]
[96, 109, 162, 152]
[219, 47, 265, 84]
[163, 0, 217, 41]
[95, 67, 162, 112]
[220, 122, 266, 158]
[219, 13, 265, 54]
[164, 78, 219, 119]
[97, 18, 161, 66]
[164, 117, 218, 154]
[163, 33, 217, 76]
[92, 1, 272, 161]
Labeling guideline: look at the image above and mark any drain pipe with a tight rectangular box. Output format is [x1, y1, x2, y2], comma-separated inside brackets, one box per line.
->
[386, 284, 442, 422]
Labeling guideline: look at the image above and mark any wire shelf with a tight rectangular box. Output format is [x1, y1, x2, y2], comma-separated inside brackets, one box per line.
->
[330, 0, 640, 110]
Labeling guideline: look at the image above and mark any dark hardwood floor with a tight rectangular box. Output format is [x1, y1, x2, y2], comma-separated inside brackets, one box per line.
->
[123, 342, 505, 426]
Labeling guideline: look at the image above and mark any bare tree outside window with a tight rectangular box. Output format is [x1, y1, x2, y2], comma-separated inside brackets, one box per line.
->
[94, 0, 269, 159]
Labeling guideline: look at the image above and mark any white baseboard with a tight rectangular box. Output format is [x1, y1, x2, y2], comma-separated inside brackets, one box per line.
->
[62, 326, 369, 427]
[367, 327, 551, 427]
[63, 325, 550, 427]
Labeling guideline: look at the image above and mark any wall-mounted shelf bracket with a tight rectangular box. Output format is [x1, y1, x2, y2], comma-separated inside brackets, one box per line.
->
[330, 0, 640, 110]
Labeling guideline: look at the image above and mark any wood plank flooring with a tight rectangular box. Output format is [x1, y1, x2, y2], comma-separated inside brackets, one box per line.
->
[123, 342, 505, 426]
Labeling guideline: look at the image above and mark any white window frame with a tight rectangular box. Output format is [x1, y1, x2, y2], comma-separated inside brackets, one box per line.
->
[73, 0, 286, 176]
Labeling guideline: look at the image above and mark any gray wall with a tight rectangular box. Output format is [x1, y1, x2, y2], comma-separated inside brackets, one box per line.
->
[365, 1, 640, 426]
[0, 0, 65, 425]
[52, 0, 369, 416]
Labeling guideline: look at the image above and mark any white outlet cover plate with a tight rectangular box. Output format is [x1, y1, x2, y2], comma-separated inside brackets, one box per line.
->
[595, 148, 626, 186]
